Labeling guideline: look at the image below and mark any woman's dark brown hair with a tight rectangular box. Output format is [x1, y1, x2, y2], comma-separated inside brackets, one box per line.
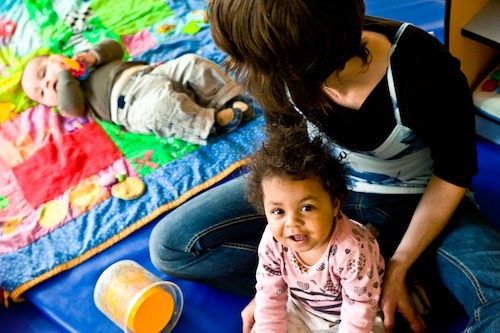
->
[208, 0, 368, 115]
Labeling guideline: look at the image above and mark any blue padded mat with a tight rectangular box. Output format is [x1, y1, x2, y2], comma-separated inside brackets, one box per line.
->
[12, 214, 252, 333]
[473, 138, 500, 226]
[365, 0, 446, 43]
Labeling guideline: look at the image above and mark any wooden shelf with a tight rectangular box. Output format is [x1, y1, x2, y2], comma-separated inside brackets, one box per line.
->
[461, 0, 500, 49]
[447, 0, 500, 88]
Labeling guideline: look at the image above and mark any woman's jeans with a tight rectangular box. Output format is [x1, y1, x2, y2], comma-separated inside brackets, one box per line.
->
[150, 175, 265, 297]
[149, 174, 500, 332]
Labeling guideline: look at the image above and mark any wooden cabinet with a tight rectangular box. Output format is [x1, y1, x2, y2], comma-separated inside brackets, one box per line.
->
[446, 0, 500, 89]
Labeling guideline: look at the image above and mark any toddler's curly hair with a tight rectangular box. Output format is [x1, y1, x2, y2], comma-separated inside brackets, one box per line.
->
[245, 123, 349, 213]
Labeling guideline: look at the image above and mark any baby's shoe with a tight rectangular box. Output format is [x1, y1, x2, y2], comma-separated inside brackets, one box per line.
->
[231, 101, 254, 122]
[215, 107, 242, 134]
[215, 101, 254, 134]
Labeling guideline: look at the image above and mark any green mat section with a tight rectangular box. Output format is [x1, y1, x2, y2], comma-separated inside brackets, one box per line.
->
[97, 120, 199, 177]
[91, 0, 174, 36]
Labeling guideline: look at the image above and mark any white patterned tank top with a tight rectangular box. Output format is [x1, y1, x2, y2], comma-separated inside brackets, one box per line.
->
[288, 23, 433, 194]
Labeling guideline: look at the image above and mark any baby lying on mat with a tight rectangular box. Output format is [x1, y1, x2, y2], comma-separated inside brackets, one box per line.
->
[21, 38, 253, 145]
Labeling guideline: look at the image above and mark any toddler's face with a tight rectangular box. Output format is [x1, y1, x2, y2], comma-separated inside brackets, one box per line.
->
[262, 176, 340, 263]
[21, 55, 66, 107]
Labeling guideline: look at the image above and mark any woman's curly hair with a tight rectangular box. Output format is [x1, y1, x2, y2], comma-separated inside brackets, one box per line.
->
[245, 123, 349, 213]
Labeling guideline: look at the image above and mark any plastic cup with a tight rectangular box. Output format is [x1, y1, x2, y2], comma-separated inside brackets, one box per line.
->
[94, 260, 183, 333]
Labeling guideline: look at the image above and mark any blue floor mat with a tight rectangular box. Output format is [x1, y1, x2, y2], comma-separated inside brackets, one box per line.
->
[473, 138, 500, 227]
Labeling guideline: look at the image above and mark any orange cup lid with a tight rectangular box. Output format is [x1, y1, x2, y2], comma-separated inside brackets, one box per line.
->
[126, 285, 174, 333]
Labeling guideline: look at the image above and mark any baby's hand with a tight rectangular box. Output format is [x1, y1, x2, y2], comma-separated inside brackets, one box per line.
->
[47, 54, 71, 74]
[73, 52, 97, 67]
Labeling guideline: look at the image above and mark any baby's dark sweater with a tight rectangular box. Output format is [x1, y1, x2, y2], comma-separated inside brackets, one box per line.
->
[58, 39, 146, 121]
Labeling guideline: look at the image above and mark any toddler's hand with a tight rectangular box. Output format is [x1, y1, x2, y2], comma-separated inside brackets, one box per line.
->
[73, 52, 97, 67]
[242, 298, 256, 333]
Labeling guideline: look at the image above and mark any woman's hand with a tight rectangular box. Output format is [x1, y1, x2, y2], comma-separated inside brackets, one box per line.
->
[381, 176, 465, 333]
[242, 297, 256, 333]
[381, 260, 425, 333]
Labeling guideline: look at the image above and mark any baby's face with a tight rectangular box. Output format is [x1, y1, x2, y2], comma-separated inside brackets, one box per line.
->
[21, 55, 66, 107]
[262, 176, 340, 262]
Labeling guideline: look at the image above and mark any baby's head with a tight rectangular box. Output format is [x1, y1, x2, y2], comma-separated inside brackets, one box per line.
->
[245, 123, 349, 214]
[21, 55, 66, 107]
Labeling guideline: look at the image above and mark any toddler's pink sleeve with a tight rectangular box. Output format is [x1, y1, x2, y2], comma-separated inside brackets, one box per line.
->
[337, 222, 385, 332]
[254, 227, 288, 332]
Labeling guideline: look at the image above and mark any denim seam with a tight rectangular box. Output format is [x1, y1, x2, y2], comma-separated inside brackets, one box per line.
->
[342, 203, 395, 224]
[342, 202, 392, 230]
[185, 215, 261, 251]
[223, 242, 257, 251]
[474, 308, 481, 324]
[438, 248, 487, 306]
